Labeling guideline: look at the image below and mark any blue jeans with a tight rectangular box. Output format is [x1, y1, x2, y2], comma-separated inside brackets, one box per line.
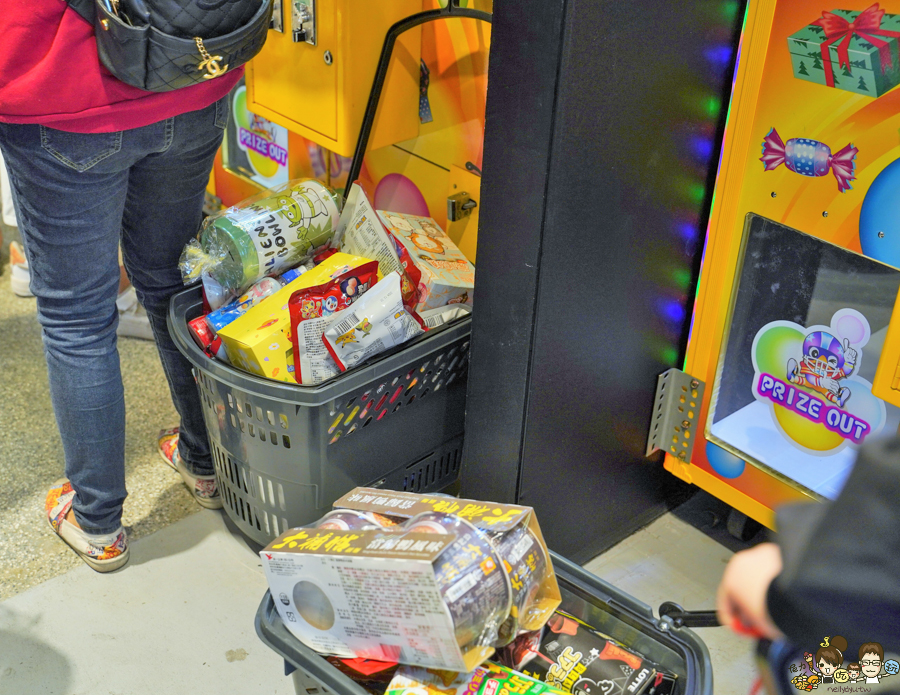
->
[0, 99, 227, 535]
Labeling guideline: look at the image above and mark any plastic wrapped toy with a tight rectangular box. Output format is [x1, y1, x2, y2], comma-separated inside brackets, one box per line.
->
[180, 179, 341, 293]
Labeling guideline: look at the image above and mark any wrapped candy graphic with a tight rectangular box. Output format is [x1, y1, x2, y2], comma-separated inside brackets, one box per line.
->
[760, 128, 858, 192]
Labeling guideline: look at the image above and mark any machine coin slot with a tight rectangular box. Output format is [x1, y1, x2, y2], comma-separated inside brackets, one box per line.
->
[291, 0, 316, 45]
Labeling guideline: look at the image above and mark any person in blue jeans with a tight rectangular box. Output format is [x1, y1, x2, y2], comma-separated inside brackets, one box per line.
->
[0, 4, 243, 572]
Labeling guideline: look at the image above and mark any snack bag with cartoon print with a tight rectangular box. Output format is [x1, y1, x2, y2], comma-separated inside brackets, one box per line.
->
[323, 273, 425, 372]
[288, 261, 379, 384]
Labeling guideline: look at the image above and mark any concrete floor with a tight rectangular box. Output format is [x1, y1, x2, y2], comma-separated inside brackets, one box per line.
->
[0, 231, 758, 693]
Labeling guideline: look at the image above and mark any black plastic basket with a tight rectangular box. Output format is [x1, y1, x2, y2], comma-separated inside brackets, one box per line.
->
[255, 552, 714, 695]
[169, 286, 470, 546]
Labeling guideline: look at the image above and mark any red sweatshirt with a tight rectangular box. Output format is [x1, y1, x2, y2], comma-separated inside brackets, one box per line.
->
[0, 0, 243, 133]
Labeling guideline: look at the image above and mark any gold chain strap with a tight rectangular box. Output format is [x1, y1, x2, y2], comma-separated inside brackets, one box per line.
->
[194, 37, 229, 79]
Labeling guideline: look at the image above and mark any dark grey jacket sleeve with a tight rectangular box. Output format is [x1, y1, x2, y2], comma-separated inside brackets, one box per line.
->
[766, 436, 900, 648]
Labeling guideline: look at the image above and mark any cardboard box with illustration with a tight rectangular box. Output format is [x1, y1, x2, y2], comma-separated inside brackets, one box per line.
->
[217, 253, 374, 382]
[377, 211, 475, 312]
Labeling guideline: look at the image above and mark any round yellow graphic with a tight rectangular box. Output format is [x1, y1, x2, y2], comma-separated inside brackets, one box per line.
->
[834, 669, 849, 683]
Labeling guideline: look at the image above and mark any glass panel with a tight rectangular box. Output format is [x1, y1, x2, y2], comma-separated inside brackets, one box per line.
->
[708, 215, 900, 499]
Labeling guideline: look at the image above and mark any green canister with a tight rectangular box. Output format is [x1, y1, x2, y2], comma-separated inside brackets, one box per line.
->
[180, 179, 342, 293]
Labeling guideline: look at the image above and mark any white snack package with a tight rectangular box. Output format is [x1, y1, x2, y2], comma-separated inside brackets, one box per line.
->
[323, 273, 425, 371]
[333, 183, 403, 276]
[201, 272, 235, 311]
[294, 314, 342, 385]
[418, 304, 472, 330]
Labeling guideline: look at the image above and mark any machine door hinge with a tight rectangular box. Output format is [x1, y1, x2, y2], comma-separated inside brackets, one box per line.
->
[270, 0, 283, 32]
[646, 368, 705, 463]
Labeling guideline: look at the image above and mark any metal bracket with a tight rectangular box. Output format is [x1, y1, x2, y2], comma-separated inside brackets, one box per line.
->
[645, 368, 705, 462]
[447, 192, 477, 222]
[270, 0, 283, 32]
[291, 0, 316, 44]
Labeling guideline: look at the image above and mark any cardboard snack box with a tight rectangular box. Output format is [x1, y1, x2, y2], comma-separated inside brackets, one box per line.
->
[377, 211, 475, 312]
[260, 525, 499, 673]
[217, 253, 374, 382]
[334, 488, 562, 641]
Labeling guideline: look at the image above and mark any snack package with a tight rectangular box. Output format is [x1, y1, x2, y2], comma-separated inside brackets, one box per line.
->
[377, 211, 474, 312]
[288, 260, 380, 384]
[322, 273, 425, 373]
[217, 253, 373, 382]
[335, 183, 420, 308]
[179, 179, 341, 294]
[498, 612, 678, 695]
[260, 522, 502, 671]
[419, 304, 472, 330]
[386, 663, 569, 695]
[202, 273, 234, 311]
[327, 656, 399, 694]
[333, 488, 561, 645]
[205, 276, 285, 333]
[188, 316, 230, 363]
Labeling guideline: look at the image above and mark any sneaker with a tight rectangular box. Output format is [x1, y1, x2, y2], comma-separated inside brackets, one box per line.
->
[9, 241, 33, 298]
[116, 286, 154, 340]
[45, 479, 129, 573]
[158, 427, 223, 510]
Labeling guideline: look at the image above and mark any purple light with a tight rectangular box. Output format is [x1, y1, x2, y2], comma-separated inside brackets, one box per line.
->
[658, 299, 686, 325]
[704, 45, 734, 67]
[690, 135, 714, 161]
[677, 221, 699, 242]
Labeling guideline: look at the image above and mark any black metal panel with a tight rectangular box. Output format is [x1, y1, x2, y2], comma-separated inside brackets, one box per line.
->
[460, 0, 569, 501]
[463, 0, 743, 561]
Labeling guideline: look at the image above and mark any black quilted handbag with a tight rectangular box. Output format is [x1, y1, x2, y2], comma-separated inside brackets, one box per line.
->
[66, 0, 273, 92]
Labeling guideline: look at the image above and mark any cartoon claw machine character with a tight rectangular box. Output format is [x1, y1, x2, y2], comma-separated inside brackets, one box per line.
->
[786, 331, 858, 407]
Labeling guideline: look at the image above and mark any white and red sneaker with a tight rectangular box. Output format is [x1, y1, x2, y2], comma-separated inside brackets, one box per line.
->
[45, 479, 129, 573]
[158, 427, 223, 510]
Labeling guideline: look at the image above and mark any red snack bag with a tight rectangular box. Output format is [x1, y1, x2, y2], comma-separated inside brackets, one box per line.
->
[288, 261, 379, 384]
[188, 316, 229, 363]
[385, 228, 421, 309]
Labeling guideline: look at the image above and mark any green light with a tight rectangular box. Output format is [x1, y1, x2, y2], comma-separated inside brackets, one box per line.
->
[688, 182, 706, 204]
[705, 96, 722, 119]
[660, 346, 678, 365]
[720, 0, 740, 24]
[672, 268, 692, 290]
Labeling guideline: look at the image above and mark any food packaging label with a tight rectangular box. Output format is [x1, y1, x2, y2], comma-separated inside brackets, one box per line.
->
[378, 211, 474, 312]
[217, 253, 373, 382]
[260, 527, 493, 672]
[334, 489, 561, 639]
[335, 183, 421, 308]
[206, 276, 285, 333]
[288, 261, 380, 384]
[386, 663, 569, 695]
[335, 184, 403, 280]
[322, 273, 425, 373]
[498, 611, 678, 695]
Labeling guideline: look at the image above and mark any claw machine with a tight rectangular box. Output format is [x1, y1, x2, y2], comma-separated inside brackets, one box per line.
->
[654, 0, 900, 528]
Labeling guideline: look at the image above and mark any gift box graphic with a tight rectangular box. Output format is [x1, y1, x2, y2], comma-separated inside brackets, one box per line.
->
[788, 4, 900, 97]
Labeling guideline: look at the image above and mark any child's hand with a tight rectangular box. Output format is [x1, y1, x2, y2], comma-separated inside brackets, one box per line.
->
[716, 542, 785, 640]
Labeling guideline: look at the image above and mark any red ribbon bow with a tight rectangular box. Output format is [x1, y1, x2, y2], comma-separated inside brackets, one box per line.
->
[812, 3, 900, 88]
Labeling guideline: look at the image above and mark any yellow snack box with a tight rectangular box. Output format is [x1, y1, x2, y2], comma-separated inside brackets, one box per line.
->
[217, 253, 374, 382]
